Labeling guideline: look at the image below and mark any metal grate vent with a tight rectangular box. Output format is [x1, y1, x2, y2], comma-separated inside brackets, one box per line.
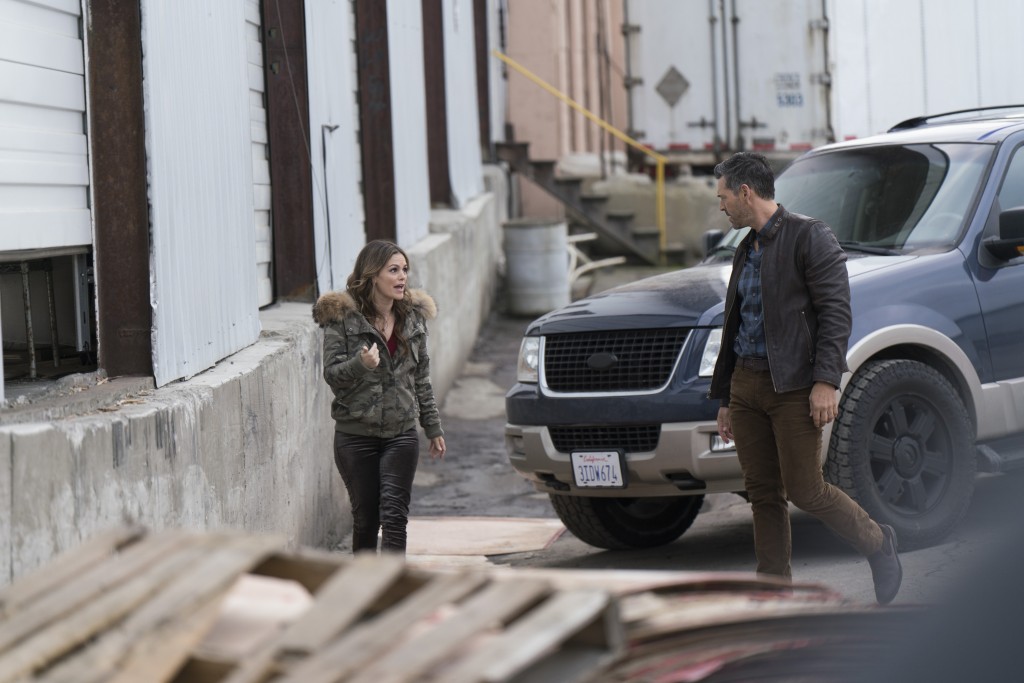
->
[549, 425, 661, 454]
[543, 328, 689, 392]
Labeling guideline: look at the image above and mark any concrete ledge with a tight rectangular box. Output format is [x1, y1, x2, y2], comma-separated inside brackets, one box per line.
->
[0, 375, 156, 425]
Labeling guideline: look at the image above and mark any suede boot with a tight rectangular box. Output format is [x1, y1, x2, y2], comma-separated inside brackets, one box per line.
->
[868, 523, 902, 604]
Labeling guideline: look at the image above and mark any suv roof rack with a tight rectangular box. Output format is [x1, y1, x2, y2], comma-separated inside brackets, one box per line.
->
[888, 104, 1024, 132]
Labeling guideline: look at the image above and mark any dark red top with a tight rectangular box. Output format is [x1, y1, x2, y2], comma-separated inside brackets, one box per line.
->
[386, 331, 398, 357]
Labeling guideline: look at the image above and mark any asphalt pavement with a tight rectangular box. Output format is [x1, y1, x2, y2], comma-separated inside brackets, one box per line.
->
[411, 265, 670, 521]
[404, 262, 1024, 607]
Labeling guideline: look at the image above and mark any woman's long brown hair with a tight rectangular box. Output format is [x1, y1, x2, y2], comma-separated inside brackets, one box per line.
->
[346, 240, 413, 355]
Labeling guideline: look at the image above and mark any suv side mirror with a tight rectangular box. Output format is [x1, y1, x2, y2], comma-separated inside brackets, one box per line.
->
[983, 207, 1024, 260]
[702, 229, 724, 257]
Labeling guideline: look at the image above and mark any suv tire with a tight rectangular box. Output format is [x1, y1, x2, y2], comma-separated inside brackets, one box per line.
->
[826, 359, 975, 548]
[549, 494, 704, 550]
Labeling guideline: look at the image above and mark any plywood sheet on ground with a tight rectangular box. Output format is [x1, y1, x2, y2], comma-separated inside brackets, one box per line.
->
[405, 516, 566, 556]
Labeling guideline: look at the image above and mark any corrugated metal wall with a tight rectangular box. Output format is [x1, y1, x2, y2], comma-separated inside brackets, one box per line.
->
[387, 0, 432, 248]
[306, 0, 364, 296]
[246, 0, 274, 306]
[443, 0, 485, 208]
[141, 0, 261, 387]
[487, 0, 508, 150]
[0, 0, 89, 252]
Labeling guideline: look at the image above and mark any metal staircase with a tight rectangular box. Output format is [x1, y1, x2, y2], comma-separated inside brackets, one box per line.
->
[496, 141, 660, 265]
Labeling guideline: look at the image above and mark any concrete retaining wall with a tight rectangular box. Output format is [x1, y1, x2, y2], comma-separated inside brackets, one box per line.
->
[0, 303, 345, 585]
[0, 181, 506, 586]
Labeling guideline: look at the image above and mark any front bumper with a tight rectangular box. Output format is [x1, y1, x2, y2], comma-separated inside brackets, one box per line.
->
[505, 420, 745, 497]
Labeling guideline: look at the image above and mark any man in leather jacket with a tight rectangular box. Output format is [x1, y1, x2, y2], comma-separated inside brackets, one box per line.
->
[708, 152, 902, 604]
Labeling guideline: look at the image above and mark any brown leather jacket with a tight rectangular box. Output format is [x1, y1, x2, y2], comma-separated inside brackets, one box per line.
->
[708, 206, 851, 406]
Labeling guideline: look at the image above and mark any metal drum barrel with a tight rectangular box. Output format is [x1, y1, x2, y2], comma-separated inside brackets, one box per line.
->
[502, 218, 570, 316]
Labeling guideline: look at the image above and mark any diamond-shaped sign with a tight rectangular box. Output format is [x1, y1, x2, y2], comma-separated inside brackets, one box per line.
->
[656, 66, 690, 108]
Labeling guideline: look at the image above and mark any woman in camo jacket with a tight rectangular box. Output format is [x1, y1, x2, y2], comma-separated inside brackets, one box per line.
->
[312, 240, 445, 554]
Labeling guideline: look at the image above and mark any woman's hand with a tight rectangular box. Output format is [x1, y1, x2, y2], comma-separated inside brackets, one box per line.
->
[429, 436, 446, 459]
[359, 343, 380, 369]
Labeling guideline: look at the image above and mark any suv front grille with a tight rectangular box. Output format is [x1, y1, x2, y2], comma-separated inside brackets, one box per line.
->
[549, 425, 661, 453]
[543, 328, 689, 392]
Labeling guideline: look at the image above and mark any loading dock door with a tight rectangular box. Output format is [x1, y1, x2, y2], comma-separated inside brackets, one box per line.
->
[246, 0, 274, 306]
[0, 0, 90, 254]
[0, 0, 91, 402]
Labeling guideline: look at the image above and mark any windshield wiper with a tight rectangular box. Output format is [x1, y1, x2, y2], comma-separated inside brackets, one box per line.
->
[839, 241, 900, 256]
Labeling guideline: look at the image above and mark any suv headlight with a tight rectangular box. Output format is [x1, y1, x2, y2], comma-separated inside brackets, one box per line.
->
[698, 328, 722, 377]
[516, 337, 541, 383]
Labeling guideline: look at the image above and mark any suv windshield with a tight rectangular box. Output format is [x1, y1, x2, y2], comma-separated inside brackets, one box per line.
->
[710, 143, 993, 256]
[776, 143, 992, 253]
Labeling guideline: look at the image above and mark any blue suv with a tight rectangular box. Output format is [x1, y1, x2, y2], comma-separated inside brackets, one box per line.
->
[505, 107, 1024, 550]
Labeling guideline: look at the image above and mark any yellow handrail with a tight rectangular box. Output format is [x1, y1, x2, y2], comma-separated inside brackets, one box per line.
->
[492, 49, 668, 262]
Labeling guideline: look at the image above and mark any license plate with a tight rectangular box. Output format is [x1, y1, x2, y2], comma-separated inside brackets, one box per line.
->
[570, 451, 626, 489]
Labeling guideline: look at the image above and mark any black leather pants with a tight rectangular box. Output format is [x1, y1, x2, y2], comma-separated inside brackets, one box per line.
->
[334, 429, 419, 554]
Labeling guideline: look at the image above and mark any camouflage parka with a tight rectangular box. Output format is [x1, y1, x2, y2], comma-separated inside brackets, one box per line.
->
[312, 288, 443, 440]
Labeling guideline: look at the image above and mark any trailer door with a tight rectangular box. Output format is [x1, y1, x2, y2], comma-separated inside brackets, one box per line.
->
[728, 0, 832, 158]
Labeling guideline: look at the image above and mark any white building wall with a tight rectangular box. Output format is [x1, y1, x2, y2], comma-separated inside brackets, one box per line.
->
[443, 0, 484, 208]
[306, 0, 365, 296]
[140, 0, 261, 387]
[387, 0, 431, 248]
[487, 0, 507, 149]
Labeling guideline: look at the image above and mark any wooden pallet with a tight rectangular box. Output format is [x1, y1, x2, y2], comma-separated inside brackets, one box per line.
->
[0, 528, 623, 683]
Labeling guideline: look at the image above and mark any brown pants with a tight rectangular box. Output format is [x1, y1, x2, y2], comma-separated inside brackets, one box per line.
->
[729, 366, 883, 578]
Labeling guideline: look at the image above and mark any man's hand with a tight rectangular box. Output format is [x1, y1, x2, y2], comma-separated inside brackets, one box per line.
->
[809, 381, 839, 428]
[717, 406, 733, 443]
[359, 343, 380, 369]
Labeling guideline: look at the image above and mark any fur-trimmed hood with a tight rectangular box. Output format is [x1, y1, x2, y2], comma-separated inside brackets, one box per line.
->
[312, 288, 437, 327]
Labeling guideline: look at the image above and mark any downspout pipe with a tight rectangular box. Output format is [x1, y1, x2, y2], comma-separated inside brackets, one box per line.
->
[708, 0, 721, 155]
[623, 0, 635, 138]
[820, 0, 835, 143]
[719, 0, 731, 152]
[730, 0, 741, 150]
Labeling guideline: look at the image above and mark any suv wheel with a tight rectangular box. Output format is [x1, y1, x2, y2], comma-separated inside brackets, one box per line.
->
[826, 359, 975, 548]
[548, 494, 704, 550]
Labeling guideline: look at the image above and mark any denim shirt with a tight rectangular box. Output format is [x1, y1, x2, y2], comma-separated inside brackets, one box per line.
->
[734, 235, 767, 359]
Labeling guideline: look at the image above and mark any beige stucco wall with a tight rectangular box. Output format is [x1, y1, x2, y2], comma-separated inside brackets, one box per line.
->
[505, 0, 629, 219]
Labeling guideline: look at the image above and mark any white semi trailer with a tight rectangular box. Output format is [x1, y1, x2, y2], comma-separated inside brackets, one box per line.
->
[624, 0, 1024, 169]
